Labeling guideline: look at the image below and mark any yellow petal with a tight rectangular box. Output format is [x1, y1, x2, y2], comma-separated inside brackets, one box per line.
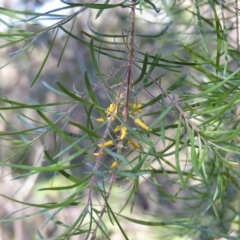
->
[96, 118, 105, 122]
[120, 127, 127, 140]
[97, 140, 114, 147]
[110, 161, 119, 169]
[105, 103, 118, 116]
[130, 102, 143, 115]
[134, 118, 151, 131]
[128, 139, 140, 149]
[93, 152, 106, 157]
[113, 125, 121, 133]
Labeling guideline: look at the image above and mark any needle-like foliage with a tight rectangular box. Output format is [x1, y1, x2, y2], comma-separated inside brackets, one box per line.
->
[1, 0, 240, 239]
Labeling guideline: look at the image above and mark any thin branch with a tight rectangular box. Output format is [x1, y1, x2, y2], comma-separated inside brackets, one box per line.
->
[90, 1, 136, 239]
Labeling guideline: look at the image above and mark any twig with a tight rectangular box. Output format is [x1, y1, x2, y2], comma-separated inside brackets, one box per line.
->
[90, 1, 136, 239]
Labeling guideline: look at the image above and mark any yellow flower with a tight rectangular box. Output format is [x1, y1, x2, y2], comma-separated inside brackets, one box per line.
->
[105, 103, 118, 116]
[96, 117, 115, 122]
[97, 140, 114, 147]
[110, 161, 119, 169]
[134, 118, 151, 131]
[113, 125, 121, 133]
[128, 139, 140, 149]
[120, 127, 127, 140]
[93, 152, 106, 157]
[130, 102, 143, 115]
[95, 118, 105, 122]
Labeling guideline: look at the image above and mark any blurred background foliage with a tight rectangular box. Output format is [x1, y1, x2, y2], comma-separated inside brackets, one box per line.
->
[1, 0, 240, 239]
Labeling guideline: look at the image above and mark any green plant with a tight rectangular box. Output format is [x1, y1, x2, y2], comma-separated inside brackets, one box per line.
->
[1, 0, 240, 239]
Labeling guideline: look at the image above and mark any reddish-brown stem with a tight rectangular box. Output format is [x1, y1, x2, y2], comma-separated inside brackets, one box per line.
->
[123, 4, 135, 119]
[90, 2, 136, 239]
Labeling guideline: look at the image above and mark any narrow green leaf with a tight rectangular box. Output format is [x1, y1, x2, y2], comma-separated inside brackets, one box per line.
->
[42, 81, 69, 97]
[86, 104, 94, 130]
[103, 195, 130, 240]
[185, 66, 240, 99]
[57, 82, 93, 106]
[60, 0, 128, 9]
[175, 116, 185, 187]
[104, 148, 129, 165]
[69, 121, 101, 138]
[90, 39, 103, 78]
[0, 161, 82, 172]
[31, 28, 59, 87]
[194, 0, 209, 54]
[44, 149, 82, 183]
[160, 0, 174, 21]
[187, 125, 201, 177]
[84, 71, 105, 118]
[132, 53, 148, 86]
[95, 0, 111, 19]
[136, 21, 172, 38]
[118, 215, 240, 239]
[150, 104, 173, 128]
[144, 0, 160, 13]
[168, 74, 186, 91]
[58, 16, 76, 67]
